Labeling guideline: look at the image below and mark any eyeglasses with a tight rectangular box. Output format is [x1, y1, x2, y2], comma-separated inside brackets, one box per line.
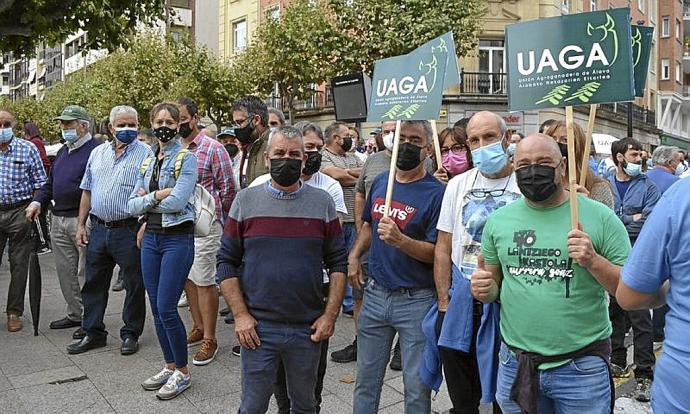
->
[232, 114, 254, 128]
[440, 144, 466, 156]
[465, 172, 513, 200]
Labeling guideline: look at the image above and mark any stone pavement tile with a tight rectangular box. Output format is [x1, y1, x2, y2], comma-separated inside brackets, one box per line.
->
[384, 374, 453, 412]
[191, 391, 242, 413]
[0, 334, 74, 377]
[319, 393, 352, 414]
[105, 389, 200, 413]
[14, 379, 112, 413]
[0, 371, 12, 393]
[0, 390, 27, 413]
[7, 365, 86, 389]
[181, 360, 242, 403]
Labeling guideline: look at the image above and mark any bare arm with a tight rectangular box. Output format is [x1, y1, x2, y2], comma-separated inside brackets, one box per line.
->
[377, 216, 435, 263]
[616, 280, 669, 311]
[354, 191, 366, 233]
[75, 190, 92, 247]
[567, 228, 620, 295]
[584, 254, 622, 296]
[347, 167, 362, 178]
[321, 166, 358, 186]
[434, 231, 453, 311]
[470, 255, 503, 304]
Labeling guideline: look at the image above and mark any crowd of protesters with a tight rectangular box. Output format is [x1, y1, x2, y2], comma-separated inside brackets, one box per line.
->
[0, 96, 688, 414]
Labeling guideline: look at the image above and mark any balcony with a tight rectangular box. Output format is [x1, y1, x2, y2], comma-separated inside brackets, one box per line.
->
[598, 102, 656, 128]
[266, 86, 335, 113]
[459, 71, 507, 95]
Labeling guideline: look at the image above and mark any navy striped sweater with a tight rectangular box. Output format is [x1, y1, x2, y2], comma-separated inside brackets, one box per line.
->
[217, 181, 348, 325]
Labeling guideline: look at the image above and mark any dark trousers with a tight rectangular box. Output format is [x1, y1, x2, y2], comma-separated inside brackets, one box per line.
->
[652, 305, 667, 342]
[439, 302, 502, 414]
[609, 296, 655, 379]
[82, 221, 146, 340]
[275, 339, 329, 413]
[0, 204, 32, 316]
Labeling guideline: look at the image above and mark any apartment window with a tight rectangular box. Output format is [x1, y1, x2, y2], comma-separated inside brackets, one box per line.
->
[676, 19, 681, 39]
[590, 0, 597, 11]
[661, 16, 669, 37]
[266, 5, 280, 20]
[233, 19, 247, 53]
[638, 0, 644, 12]
[561, 0, 569, 14]
[661, 59, 670, 80]
[650, 41, 656, 73]
[676, 62, 682, 83]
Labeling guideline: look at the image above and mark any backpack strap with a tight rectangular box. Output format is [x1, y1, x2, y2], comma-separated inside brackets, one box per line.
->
[140, 156, 154, 175]
[174, 149, 190, 179]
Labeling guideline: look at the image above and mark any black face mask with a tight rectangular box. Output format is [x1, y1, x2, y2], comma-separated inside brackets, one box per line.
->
[178, 122, 193, 139]
[153, 126, 177, 143]
[557, 142, 568, 158]
[303, 151, 322, 176]
[340, 136, 353, 152]
[235, 118, 255, 144]
[516, 164, 559, 202]
[270, 158, 302, 187]
[396, 143, 423, 171]
[224, 144, 239, 158]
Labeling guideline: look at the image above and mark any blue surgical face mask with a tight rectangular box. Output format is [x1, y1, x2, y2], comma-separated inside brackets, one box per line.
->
[61, 128, 79, 143]
[0, 127, 13, 143]
[623, 161, 642, 177]
[471, 138, 508, 175]
[507, 143, 517, 157]
[115, 127, 138, 144]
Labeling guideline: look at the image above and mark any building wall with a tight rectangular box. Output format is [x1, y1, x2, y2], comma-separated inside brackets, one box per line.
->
[195, 0, 220, 54]
[219, 0, 259, 59]
[658, 0, 683, 94]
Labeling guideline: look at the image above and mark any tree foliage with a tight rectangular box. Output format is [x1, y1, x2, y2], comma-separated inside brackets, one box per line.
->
[327, 0, 485, 74]
[245, 0, 346, 122]
[1, 34, 249, 139]
[0, 0, 167, 56]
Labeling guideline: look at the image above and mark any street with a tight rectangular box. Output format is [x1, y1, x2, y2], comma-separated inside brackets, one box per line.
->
[0, 252, 650, 413]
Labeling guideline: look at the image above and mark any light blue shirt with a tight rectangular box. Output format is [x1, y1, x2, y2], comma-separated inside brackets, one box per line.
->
[80, 140, 153, 222]
[621, 178, 690, 413]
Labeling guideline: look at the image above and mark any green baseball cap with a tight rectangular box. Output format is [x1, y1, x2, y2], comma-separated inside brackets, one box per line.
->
[54, 105, 90, 121]
[217, 127, 236, 138]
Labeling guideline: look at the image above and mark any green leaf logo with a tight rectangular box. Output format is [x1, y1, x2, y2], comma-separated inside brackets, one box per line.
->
[536, 84, 571, 105]
[400, 104, 421, 119]
[382, 105, 403, 120]
[564, 81, 601, 103]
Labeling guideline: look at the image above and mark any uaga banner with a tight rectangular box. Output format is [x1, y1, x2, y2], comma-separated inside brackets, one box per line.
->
[632, 25, 654, 97]
[367, 32, 459, 122]
[506, 8, 634, 111]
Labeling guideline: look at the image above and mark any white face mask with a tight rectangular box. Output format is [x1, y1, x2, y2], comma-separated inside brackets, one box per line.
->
[383, 132, 395, 151]
[676, 162, 687, 176]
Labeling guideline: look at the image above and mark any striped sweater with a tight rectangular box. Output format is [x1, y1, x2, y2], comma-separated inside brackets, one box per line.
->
[217, 181, 348, 325]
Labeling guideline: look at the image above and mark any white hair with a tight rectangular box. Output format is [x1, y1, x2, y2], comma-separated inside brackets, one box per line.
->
[652, 145, 680, 166]
[109, 105, 138, 124]
[267, 126, 304, 153]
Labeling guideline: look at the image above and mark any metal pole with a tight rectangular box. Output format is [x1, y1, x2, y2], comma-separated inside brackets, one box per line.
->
[627, 102, 633, 138]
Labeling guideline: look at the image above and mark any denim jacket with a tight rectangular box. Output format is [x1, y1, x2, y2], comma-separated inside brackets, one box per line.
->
[127, 139, 198, 227]
[607, 172, 660, 243]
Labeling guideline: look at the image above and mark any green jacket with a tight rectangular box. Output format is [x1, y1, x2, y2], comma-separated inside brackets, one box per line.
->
[244, 128, 269, 187]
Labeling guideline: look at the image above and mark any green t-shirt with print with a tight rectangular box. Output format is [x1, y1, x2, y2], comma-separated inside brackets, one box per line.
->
[481, 194, 630, 368]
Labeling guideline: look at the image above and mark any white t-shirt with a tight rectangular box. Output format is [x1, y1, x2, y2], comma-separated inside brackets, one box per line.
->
[437, 168, 521, 279]
[249, 171, 348, 215]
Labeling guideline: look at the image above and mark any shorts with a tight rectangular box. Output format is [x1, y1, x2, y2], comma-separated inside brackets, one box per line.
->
[187, 220, 223, 286]
[352, 251, 370, 301]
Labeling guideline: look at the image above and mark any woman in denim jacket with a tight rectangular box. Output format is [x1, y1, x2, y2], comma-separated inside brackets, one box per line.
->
[128, 102, 198, 400]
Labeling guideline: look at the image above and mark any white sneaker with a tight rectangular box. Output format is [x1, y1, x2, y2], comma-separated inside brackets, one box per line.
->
[156, 370, 190, 400]
[177, 292, 188, 307]
[141, 367, 174, 391]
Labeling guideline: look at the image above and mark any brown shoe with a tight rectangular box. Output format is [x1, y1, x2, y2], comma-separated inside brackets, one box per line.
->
[7, 314, 22, 332]
[187, 327, 203, 347]
[192, 339, 218, 366]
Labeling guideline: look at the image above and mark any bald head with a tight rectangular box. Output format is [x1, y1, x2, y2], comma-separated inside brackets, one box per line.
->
[0, 110, 15, 128]
[514, 133, 564, 171]
[466, 111, 508, 151]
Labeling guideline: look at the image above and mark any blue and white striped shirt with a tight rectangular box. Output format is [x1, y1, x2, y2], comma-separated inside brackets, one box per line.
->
[80, 140, 153, 222]
[0, 137, 47, 206]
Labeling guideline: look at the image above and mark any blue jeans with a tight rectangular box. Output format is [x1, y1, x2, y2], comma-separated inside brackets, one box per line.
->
[354, 279, 435, 413]
[82, 221, 145, 340]
[141, 232, 194, 368]
[342, 222, 357, 311]
[239, 321, 322, 414]
[495, 343, 611, 414]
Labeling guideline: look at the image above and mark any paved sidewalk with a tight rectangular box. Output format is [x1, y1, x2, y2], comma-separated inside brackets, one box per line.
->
[0, 253, 650, 413]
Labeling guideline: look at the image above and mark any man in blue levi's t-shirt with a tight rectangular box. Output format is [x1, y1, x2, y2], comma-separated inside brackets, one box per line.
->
[349, 120, 444, 413]
[617, 178, 690, 413]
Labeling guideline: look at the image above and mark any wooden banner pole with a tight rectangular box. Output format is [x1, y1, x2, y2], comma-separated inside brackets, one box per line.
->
[429, 120, 443, 170]
[580, 104, 598, 188]
[565, 106, 579, 230]
[384, 120, 402, 217]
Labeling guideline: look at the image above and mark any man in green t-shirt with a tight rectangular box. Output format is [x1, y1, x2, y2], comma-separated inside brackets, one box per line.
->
[472, 134, 630, 414]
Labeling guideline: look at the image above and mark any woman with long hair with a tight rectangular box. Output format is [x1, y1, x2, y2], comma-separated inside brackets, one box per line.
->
[128, 102, 198, 400]
[544, 120, 614, 209]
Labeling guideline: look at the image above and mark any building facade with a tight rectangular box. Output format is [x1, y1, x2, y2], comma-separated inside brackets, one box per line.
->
[219, 0, 259, 59]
